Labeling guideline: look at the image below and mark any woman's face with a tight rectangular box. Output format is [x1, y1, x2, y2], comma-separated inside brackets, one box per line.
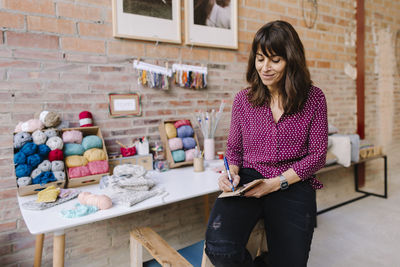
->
[255, 48, 286, 91]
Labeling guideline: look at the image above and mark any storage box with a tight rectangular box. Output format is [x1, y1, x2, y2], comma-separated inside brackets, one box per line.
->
[359, 146, 382, 159]
[108, 154, 153, 174]
[158, 120, 200, 168]
[61, 126, 109, 188]
[14, 129, 66, 196]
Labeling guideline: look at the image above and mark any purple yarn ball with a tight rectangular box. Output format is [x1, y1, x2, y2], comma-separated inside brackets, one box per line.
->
[177, 125, 194, 138]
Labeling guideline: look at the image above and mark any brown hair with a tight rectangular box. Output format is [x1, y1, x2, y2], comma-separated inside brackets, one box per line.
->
[246, 20, 312, 114]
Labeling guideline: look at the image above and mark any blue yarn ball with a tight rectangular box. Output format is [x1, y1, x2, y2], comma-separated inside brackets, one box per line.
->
[15, 164, 32, 178]
[182, 137, 196, 150]
[177, 125, 194, 138]
[82, 135, 103, 151]
[172, 150, 185, 162]
[27, 154, 42, 168]
[14, 152, 26, 165]
[32, 171, 56, 185]
[37, 144, 51, 158]
[20, 142, 37, 156]
[64, 143, 85, 156]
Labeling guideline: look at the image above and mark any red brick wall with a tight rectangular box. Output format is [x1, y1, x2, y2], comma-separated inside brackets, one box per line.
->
[0, 0, 399, 265]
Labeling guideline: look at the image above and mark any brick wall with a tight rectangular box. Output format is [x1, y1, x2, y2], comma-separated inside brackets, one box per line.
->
[0, 0, 399, 265]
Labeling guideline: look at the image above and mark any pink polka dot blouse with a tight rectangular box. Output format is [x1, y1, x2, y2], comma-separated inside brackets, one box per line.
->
[225, 85, 328, 189]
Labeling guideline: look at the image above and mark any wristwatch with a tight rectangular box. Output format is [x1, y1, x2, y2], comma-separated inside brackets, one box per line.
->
[279, 175, 289, 190]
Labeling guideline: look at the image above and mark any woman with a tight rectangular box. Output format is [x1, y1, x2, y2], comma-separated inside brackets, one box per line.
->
[205, 20, 328, 267]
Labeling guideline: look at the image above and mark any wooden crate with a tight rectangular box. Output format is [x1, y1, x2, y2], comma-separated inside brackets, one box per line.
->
[359, 146, 382, 159]
[61, 126, 109, 188]
[158, 120, 200, 168]
[108, 154, 153, 174]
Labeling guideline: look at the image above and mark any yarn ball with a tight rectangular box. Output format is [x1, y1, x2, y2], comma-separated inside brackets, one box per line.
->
[62, 130, 83, 144]
[64, 143, 85, 157]
[79, 111, 93, 127]
[81, 135, 103, 151]
[17, 176, 32, 187]
[78, 192, 112, 210]
[32, 130, 47, 145]
[53, 171, 66, 181]
[172, 150, 185, 162]
[46, 136, 63, 150]
[51, 160, 64, 172]
[185, 149, 196, 161]
[14, 122, 23, 133]
[31, 168, 42, 179]
[68, 165, 91, 178]
[83, 148, 106, 162]
[37, 144, 51, 158]
[165, 123, 177, 139]
[177, 125, 194, 138]
[39, 111, 61, 128]
[14, 152, 26, 165]
[65, 155, 88, 168]
[87, 160, 109, 175]
[48, 149, 64, 162]
[44, 129, 58, 138]
[21, 119, 44, 132]
[27, 154, 42, 168]
[15, 164, 32, 178]
[182, 137, 196, 150]
[168, 138, 183, 151]
[174, 120, 191, 129]
[20, 142, 37, 156]
[38, 160, 51, 172]
[32, 171, 56, 185]
[13, 132, 32, 149]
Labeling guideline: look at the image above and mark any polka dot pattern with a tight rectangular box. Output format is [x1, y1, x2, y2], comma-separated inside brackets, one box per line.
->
[225, 85, 328, 190]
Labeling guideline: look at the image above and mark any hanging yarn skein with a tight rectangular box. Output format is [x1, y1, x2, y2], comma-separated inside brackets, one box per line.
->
[172, 63, 208, 90]
[133, 60, 172, 90]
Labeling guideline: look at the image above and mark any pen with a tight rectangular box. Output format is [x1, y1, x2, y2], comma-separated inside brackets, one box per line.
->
[223, 156, 235, 192]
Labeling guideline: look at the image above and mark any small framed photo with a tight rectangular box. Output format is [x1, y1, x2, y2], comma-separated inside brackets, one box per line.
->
[112, 0, 181, 44]
[109, 93, 141, 117]
[185, 0, 238, 49]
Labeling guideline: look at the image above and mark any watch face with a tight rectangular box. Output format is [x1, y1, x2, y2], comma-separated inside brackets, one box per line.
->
[281, 181, 289, 190]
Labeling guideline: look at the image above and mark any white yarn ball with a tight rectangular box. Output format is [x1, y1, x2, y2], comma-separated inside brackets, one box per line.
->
[38, 160, 51, 172]
[32, 130, 47, 145]
[53, 171, 65, 181]
[31, 168, 42, 179]
[17, 177, 32, 186]
[46, 136, 63, 150]
[51, 161, 64, 172]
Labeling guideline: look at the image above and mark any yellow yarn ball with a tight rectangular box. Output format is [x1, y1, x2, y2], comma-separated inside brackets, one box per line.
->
[165, 123, 177, 139]
[83, 148, 106, 162]
[65, 155, 88, 168]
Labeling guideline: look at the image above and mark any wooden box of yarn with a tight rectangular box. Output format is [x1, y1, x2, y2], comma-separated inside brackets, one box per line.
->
[61, 126, 109, 188]
[14, 130, 66, 196]
[158, 120, 200, 169]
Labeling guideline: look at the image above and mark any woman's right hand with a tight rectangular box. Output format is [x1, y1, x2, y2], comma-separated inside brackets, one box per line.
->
[218, 171, 240, 192]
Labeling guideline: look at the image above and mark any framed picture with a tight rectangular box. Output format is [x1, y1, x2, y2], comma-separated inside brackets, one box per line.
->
[109, 93, 141, 117]
[112, 0, 181, 44]
[185, 0, 238, 49]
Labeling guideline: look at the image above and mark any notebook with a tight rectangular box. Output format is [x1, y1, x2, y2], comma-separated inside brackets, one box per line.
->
[218, 179, 264, 198]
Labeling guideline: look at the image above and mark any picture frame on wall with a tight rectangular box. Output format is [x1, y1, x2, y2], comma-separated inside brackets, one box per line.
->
[185, 0, 238, 49]
[109, 93, 141, 117]
[112, 0, 181, 44]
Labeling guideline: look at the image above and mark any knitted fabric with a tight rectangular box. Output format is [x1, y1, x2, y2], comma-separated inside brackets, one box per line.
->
[177, 125, 194, 138]
[14, 132, 32, 149]
[83, 148, 106, 162]
[37, 144, 51, 158]
[14, 152, 26, 165]
[61, 203, 98, 218]
[51, 160, 64, 172]
[46, 136, 63, 151]
[81, 135, 102, 150]
[172, 150, 185, 162]
[20, 142, 37, 156]
[87, 160, 109, 175]
[65, 155, 88, 168]
[182, 137, 196, 150]
[68, 165, 91, 178]
[48, 149, 64, 162]
[44, 129, 58, 138]
[168, 138, 183, 151]
[173, 120, 191, 129]
[36, 185, 60, 203]
[164, 123, 177, 139]
[38, 160, 51, 172]
[22, 189, 79, 210]
[17, 177, 32, 187]
[64, 143, 84, 157]
[113, 164, 147, 177]
[62, 130, 83, 144]
[32, 171, 56, 185]
[32, 130, 47, 145]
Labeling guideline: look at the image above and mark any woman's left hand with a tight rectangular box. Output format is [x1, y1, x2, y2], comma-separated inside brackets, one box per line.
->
[244, 177, 280, 198]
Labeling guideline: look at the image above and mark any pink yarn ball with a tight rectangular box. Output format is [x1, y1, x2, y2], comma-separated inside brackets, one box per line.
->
[168, 138, 183, 151]
[68, 165, 91, 178]
[185, 149, 196, 161]
[78, 192, 112, 210]
[87, 160, 109, 175]
[62, 130, 83, 144]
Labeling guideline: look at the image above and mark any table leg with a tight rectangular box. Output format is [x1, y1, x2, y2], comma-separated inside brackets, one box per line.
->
[203, 195, 210, 224]
[34, 234, 44, 267]
[53, 230, 65, 267]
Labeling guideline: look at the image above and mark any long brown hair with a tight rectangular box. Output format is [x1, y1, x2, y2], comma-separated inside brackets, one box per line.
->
[246, 20, 312, 114]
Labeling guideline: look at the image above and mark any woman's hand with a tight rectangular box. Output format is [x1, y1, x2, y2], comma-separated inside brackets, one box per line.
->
[218, 171, 240, 192]
[244, 177, 280, 198]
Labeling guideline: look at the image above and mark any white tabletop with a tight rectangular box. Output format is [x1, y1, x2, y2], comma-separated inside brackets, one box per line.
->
[18, 160, 223, 235]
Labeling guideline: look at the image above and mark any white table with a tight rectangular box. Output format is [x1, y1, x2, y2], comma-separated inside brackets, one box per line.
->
[17, 160, 222, 267]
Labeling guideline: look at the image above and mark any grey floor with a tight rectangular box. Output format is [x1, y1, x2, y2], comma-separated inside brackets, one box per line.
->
[309, 144, 400, 267]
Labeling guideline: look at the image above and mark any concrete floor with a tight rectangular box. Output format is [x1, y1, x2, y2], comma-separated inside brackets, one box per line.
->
[309, 144, 400, 267]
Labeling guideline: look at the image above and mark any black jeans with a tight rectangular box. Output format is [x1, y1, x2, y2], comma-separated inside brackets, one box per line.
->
[205, 168, 316, 267]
